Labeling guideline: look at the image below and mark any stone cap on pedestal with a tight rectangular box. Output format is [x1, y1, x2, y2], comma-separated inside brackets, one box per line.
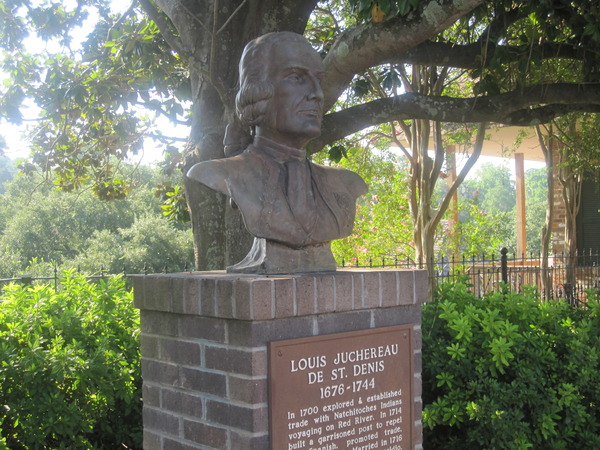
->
[133, 268, 428, 321]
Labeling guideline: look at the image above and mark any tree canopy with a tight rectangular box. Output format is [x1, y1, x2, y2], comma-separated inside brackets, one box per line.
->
[0, 164, 193, 277]
[2, 0, 600, 268]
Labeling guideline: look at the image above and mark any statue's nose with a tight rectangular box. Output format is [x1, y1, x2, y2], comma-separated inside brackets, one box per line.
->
[307, 74, 324, 103]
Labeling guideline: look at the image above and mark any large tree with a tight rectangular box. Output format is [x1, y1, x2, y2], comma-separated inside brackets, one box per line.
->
[3, 0, 600, 269]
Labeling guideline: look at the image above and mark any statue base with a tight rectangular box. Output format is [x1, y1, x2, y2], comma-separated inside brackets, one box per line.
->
[133, 269, 427, 449]
[227, 238, 336, 274]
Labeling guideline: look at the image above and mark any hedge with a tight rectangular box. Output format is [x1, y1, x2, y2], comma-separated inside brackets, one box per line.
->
[423, 281, 600, 449]
[0, 272, 141, 449]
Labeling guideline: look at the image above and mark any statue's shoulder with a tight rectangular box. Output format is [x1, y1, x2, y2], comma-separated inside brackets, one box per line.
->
[186, 150, 264, 196]
[187, 155, 243, 193]
[310, 162, 368, 198]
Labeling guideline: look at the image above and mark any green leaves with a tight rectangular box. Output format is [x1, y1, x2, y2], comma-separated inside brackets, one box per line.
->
[157, 183, 190, 223]
[488, 336, 514, 372]
[327, 144, 348, 163]
[0, 165, 193, 277]
[322, 141, 414, 262]
[1, 1, 190, 201]
[0, 272, 141, 448]
[423, 283, 600, 448]
[348, 0, 420, 23]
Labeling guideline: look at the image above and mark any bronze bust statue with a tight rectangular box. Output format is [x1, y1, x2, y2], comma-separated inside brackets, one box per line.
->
[187, 32, 367, 274]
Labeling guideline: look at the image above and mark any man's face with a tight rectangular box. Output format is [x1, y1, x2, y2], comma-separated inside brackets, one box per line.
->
[258, 40, 325, 149]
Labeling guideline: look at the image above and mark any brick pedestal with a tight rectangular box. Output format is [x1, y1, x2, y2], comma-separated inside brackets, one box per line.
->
[134, 269, 427, 449]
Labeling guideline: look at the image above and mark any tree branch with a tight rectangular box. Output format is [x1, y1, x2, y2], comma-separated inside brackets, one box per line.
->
[216, 0, 248, 35]
[321, 0, 484, 109]
[311, 83, 600, 151]
[476, 7, 522, 45]
[138, 0, 231, 107]
[388, 40, 587, 70]
[137, 0, 188, 57]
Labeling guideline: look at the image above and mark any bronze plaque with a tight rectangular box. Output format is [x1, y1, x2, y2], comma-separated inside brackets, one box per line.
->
[269, 325, 413, 450]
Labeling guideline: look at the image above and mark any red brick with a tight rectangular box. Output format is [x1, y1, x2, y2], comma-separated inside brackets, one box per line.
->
[142, 359, 179, 386]
[228, 317, 314, 346]
[373, 304, 421, 328]
[380, 271, 398, 307]
[170, 276, 185, 313]
[179, 367, 227, 396]
[413, 349, 423, 375]
[144, 276, 173, 312]
[142, 383, 161, 408]
[199, 278, 216, 316]
[250, 278, 274, 320]
[233, 279, 252, 319]
[413, 270, 429, 304]
[295, 276, 316, 316]
[413, 369, 423, 399]
[362, 272, 381, 308]
[141, 310, 179, 336]
[132, 276, 145, 309]
[413, 324, 423, 351]
[180, 316, 226, 342]
[228, 375, 268, 405]
[315, 273, 335, 313]
[143, 406, 179, 436]
[183, 277, 201, 315]
[333, 272, 354, 311]
[415, 426, 424, 450]
[205, 346, 267, 377]
[142, 430, 162, 450]
[162, 389, 203, 417]
[161, 437, 204, 450]
[398, 270, 415, 305]
[206, 400, 268, 433]
[135, 271, 426, 450]
[141, 334, 159, 359]
[274, 278, 294, 318]
[160, 338, 201, 366]
[183, 420, 227, 448]
[215, 279, 234, 318]
[316, 311, 371, 335]
[413, 398, 423, 422]
[229, 431, 269, 449]
[351, 273, 364, 307]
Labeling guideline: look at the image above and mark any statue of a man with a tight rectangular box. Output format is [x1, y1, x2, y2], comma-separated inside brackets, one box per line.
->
[187, 32, 367, 274]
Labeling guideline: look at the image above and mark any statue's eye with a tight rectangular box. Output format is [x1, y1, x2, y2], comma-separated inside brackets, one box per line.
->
[287, 71, 303, 82]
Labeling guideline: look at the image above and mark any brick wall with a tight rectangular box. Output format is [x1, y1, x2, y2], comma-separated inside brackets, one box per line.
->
[134, 269, 428, 449]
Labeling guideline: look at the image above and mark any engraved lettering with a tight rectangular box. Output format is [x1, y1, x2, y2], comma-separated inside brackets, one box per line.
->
[291, 355, 327, 372]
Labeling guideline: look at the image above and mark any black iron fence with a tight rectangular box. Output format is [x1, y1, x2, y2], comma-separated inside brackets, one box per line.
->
[0, 263, 196, 292]
[340, 248, 600, 305]
[2, 250, 599, 304]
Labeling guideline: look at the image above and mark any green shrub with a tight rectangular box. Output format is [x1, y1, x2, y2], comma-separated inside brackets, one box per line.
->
[423, 282, 600, 449]
[0, 272, 141, 449]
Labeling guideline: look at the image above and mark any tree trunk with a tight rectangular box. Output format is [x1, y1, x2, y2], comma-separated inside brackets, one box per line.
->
[558, 148, 582, 303]
[537, 128, 554, 300]
[407, 116, 486, 297]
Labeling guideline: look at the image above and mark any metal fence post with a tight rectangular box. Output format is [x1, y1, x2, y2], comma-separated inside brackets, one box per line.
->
[501, 247, 508, 285]
[20, 275, 32, 287]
